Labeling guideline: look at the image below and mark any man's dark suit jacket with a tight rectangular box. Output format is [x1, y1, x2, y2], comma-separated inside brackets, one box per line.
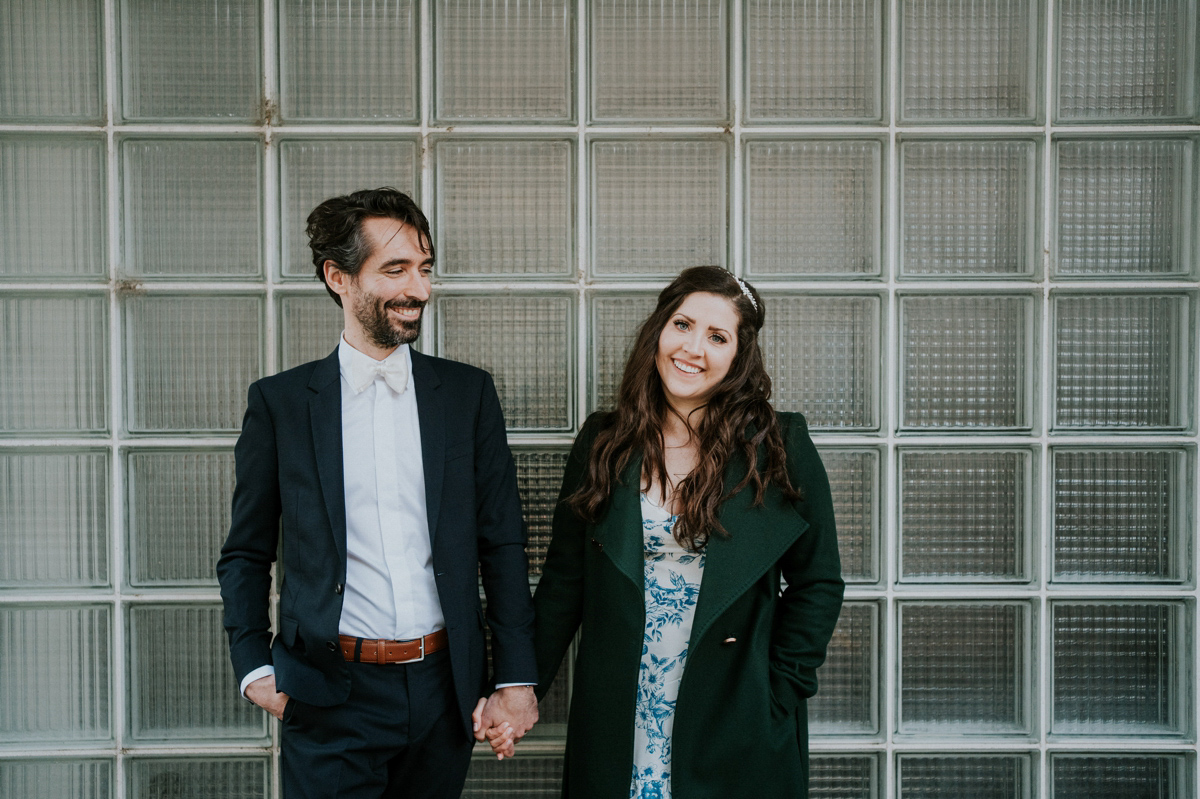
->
[217, 347, 538, 738]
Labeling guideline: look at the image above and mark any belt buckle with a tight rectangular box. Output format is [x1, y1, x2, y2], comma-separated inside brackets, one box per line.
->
[411, 636, 425, 663]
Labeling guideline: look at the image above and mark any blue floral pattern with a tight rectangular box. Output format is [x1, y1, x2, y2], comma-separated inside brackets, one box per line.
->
[630, 494, 705, 799]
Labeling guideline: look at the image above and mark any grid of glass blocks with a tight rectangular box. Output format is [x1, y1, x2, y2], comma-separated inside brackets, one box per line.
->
[1, 2, 1197, 797]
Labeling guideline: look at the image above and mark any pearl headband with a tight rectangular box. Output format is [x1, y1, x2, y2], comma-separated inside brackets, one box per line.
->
[735, 277, 758, 311]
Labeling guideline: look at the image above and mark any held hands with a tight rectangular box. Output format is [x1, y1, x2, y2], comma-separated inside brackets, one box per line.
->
[245, 674, 290, 721]
[471, 686, 538, 760]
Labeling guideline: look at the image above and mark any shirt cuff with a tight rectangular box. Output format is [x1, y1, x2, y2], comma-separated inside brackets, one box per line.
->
[493, 682, 535, 689]
[239, 665, 276, 700]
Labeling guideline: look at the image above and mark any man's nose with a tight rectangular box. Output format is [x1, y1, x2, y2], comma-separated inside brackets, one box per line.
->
[406, 277, 431, 302]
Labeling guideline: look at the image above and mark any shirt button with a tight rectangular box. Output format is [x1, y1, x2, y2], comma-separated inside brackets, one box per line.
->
[334, 583, 343, 595]
[326, 641, 338, 652]
[591, 538, 603, 551]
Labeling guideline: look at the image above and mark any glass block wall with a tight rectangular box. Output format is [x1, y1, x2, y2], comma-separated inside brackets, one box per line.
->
[1, 1, 1197, 797]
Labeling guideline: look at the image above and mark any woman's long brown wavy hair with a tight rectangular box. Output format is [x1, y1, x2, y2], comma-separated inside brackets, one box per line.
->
[567, 266, 800, 550]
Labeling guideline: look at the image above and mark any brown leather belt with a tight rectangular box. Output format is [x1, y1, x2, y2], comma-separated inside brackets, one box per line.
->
[339, 630, 448, 665]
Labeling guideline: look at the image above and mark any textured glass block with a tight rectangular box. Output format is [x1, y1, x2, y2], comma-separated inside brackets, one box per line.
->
[0, 0, 102, 121]
[280, 139, 419, 278]
[898, 755, 1030, 799]
[280, 0, 417, 122]
[1054, 449, 1185, 582]
[127, 757, 269, 799]
[0, 136, 106, 279]
[745, 140, 881, 277]
[820, 449, 879, 583]
[1052, 602, 1185, 734]
[278, 294, 346, 371]
[1055, 140, 1192, 277]
[0, 759, 112, 799]
[899, 602, 1028, 732]
[128, 604, 267, 742]
[591, 140, 727, 277]
[1054, 294, 1186, 429]
[811, 602, 877, 735]
[123, 139, 261, 278]
[588, 293, 658, 412]
[744, 0, 882, 121]
[120, 0, 261, 121]
[435, 0, 573, 122]
[900, 450, 1029, 581]
[127, 450, 235, 588]
[513, 448, 569, 577]
[462, 754, 562, 797]
[0, 604, 111, 742]
[437, 295, 573, 430]
[901, 0, 1037, 121]
[1057, 0, 1196, 121]
[0, 449, 108, 588]
[901, 140, 1037, 277]
[0, 293, 109, 434]
[590, 0, 727, 122]
[125, 295, 264, 433]
[761, 294, 879, 430]
[435, 140, 574, 277]
[901, 295, 1031, 430]
[1052, 754, 1191, 799]
[810, 755, 878, 799]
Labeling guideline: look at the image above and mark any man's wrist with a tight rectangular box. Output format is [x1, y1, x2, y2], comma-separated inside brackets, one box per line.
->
[239, 665, 275, 700]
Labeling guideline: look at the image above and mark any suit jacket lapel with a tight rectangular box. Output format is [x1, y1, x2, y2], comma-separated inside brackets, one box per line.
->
[410, 349, 445, 545]
[593, 454, 645, 590]
[308, 348, 348, 566]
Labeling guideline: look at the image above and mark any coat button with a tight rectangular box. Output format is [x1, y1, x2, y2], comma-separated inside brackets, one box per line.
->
[722, 637, 737, 645]
[326, 641, 338, 652]
[334, 583, 343, 595]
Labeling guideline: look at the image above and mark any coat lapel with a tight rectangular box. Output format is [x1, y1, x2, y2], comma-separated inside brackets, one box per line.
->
[593, 454, 645, 590]
[308, 348, 348, 566]
[410, 349, 445, 545]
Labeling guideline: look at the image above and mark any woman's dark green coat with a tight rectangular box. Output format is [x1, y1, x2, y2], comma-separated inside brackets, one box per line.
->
[534, 411, 845, 799]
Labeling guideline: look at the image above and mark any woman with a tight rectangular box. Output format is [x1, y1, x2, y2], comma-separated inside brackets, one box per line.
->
[532, 266, 843, 798]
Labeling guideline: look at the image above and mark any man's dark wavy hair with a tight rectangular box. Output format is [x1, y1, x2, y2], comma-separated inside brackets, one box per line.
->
[306, 187, 434, 307]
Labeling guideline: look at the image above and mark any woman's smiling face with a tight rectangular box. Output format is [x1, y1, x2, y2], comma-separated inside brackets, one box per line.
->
[655, 291, 740, 416]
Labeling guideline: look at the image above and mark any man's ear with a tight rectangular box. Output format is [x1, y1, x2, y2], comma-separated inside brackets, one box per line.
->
[323, 260, 350, 299]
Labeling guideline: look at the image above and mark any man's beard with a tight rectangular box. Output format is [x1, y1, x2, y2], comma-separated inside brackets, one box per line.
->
[352, 289, 425, 350]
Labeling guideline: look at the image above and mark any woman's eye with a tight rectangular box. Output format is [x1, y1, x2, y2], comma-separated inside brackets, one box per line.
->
[674, 319, 689, 331]
[710, 334, 727, 344]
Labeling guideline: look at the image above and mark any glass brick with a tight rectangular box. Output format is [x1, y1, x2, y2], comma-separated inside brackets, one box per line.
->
[901, 0, 1037, 121]
[812, 602, 877, 735]
[122, 139, 261, 278]
[810, 754, 878, 799]
[0, 758, 112, 799]
[462, 753, 563, 797]
[279, 139, 420, 278]
[590, 0, 727, 122]
[125, 294, 264, 433]
[513, 448, 570, 578]
[0, 604, 111, 743]
[899, 602, 1029, 733]
[898, 755, 1030, 799]
[0, 136, 105, 279]
[901, 140, 1037, 277]
[1057, 0, 1196, 121]
[436, 295, 573, 431]
[1052, 602, 1186, 734]
[591, 139, 727, 278]
[900, 294, 1032, 430]
[820, 449, 879, 583]
[1053, 449, 1185, 582]
[744, 0, 882, 122]
[900, 450, 1029, 582]
[279, 0, 417, 122]
[1055, 139, 1192, 277]
[127, 757, 269, 799]
[0, 293, 109, 434]
[278, 293, 346, 371]
[435, 139, 574, 277]
[127, 604, 267, 742]
[588, 292, 658, 412]
[1054, 294, 1187, 429]
[744, 140, 881, 277]
[0, 0, 102, 121]
[435, 0, 573, 122]
[1051, 754, 1192, 799]
[761, 294, 879, 430]
[0, 449, 109, 588]
[120, 0, 261, 121]
[127, 450, 235, 588]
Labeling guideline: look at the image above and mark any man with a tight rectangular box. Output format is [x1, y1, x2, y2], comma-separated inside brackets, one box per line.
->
[218, 188, 537, 798]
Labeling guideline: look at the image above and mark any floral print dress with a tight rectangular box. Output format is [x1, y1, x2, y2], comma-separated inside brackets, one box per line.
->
[630, 493, 706, 799]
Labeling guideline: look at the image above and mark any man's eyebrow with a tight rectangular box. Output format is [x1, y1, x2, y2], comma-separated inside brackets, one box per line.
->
[378, 256, 435, 268]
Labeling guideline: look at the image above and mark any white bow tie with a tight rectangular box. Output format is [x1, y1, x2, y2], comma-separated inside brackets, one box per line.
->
[348, 356, 408, 395]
